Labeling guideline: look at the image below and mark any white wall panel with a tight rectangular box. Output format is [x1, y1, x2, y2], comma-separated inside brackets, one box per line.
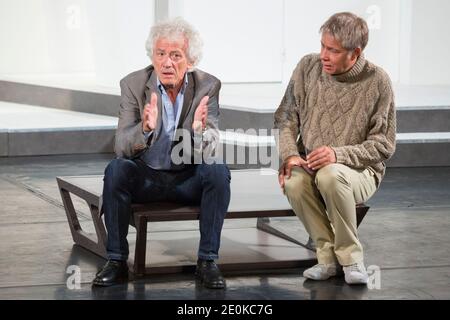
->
[0, 0, 154, 87]
[181, 0, 284, 83]
[283, 0, 401, 83]
[408, 0, 450, 85]
[1, 0, 450, 88]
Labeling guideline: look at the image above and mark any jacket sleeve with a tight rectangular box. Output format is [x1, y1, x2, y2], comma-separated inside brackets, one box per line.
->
[114, 79, 147, 158]
[332, 75, 397, 168]
[193, 80, 221, 163]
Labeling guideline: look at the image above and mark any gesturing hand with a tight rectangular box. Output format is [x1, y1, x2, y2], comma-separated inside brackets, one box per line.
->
[192, 96, 209, 133]
[306, 146, 336, 170]
[143, 93, 158, 132]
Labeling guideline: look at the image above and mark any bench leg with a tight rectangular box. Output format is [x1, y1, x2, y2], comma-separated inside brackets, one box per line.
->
[356, 205, 369, 227]
[58, 185, 107, 258]
[89, 204, 107, 252]
[257, 205, 370, 251]
[133, 214, 147, 276]
[256, 217, 312, 250]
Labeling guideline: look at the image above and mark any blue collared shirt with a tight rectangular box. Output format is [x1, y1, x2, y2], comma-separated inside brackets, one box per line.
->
[157, 74, 188, 139]
[142, 73, 188, 170]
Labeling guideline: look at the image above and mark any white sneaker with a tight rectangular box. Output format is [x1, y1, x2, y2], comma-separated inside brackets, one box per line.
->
[303, 263, 341, 280]
[343, 263, 369, 285]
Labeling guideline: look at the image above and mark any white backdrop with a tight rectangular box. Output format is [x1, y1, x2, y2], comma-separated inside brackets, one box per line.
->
[283, 0, 401, 83]
[0, 0, 154, 87]
[1, 0, 450, 87]
[182, 0, 284, 83]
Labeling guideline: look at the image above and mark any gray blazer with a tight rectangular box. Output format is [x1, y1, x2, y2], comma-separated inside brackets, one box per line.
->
[114, 65, 221, 162]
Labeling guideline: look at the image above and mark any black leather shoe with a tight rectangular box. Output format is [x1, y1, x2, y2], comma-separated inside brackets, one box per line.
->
[195, 259, 226, 289]
[92, 260, 129, 287]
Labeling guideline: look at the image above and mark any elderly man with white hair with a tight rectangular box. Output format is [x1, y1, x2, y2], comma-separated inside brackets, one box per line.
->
[275, 12, 396, 285]
[93, 17, 230, 289]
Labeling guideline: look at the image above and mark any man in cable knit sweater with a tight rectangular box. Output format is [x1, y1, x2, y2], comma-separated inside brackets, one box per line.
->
[274, 12, 396, 285]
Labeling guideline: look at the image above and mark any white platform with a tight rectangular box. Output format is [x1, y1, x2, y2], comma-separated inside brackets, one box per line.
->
[2, 75, 450, 111]
[0, 101, 117, 132]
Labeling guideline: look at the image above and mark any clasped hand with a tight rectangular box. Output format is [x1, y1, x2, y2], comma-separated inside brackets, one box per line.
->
[278, 146, 336, 188]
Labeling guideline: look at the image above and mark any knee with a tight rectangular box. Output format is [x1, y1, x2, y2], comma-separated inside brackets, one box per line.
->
[105, 158, 136, 175]
[198, 163, 231, 186]
[104, 158, 138, 186]
[315, 164, 349, 193]
[284, 167, 310, 198]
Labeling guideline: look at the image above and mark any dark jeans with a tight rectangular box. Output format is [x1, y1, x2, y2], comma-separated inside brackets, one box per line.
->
[102, 158, 231, 261]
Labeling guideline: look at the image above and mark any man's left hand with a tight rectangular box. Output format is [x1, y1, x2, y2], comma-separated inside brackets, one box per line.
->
[192, 96, 209, 133]
[306, 146, 336, 170]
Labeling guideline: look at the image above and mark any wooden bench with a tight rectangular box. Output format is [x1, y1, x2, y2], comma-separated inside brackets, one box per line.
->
[56, 169, 369, 275]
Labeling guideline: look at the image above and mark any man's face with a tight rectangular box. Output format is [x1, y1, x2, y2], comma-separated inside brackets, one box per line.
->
[320, 32, 358, 75]
[152, 37, 192, 89]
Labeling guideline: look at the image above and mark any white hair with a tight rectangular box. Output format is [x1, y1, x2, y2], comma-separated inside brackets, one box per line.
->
[145, 17, 203, 67]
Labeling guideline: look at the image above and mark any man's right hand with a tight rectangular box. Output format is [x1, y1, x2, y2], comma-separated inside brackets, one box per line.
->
[278, 155, 309, 189]
[143, 93, 158, 132]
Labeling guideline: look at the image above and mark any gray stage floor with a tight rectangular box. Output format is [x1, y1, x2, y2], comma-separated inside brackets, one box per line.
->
[0, 154, 449, 300]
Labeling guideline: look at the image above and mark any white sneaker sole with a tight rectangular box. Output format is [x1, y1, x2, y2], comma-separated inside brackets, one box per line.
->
[345, 274, 369, 285]
[303, 270, 337, 281]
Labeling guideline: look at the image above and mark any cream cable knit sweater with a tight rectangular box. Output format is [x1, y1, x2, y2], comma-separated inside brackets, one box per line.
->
[274, 53, 396, 185]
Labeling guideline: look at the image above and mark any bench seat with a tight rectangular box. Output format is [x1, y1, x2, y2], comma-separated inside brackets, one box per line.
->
[56, 169, 369, 275]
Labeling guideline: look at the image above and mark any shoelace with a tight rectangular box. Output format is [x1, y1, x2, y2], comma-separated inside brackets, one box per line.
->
[348, 264, 362, 272]
[311, 263, 335, 271]
[313, 264, 327, 269]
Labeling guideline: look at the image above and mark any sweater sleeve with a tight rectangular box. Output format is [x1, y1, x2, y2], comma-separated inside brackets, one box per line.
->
[274, 79, 300, 161]
[274, 57, 313, 162]
[332, 75, 396, 168]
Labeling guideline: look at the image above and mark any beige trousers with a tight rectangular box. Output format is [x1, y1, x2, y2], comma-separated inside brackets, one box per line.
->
[284, 164, 377, 266]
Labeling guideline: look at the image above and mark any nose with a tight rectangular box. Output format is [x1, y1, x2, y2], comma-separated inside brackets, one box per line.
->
[320, 47, 329, 61]
[162, 56, 173, 68]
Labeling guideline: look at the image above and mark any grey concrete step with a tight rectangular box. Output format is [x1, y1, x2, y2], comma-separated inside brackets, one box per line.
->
[0, 102, 116, 157]
[220, 132, 450, 168]
[2, 123, 449, 168]
[0, 80, 119, 117]
[1, 82, 450, 167]
[2, 80, 450, 133]
[396, 106, 450, 133]
[1, 128, 115, 157]
[220, 106, 450, 133]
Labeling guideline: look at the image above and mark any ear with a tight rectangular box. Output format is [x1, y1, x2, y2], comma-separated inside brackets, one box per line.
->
[187, 61, 194, 70]
[351, 47, 362, 61]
